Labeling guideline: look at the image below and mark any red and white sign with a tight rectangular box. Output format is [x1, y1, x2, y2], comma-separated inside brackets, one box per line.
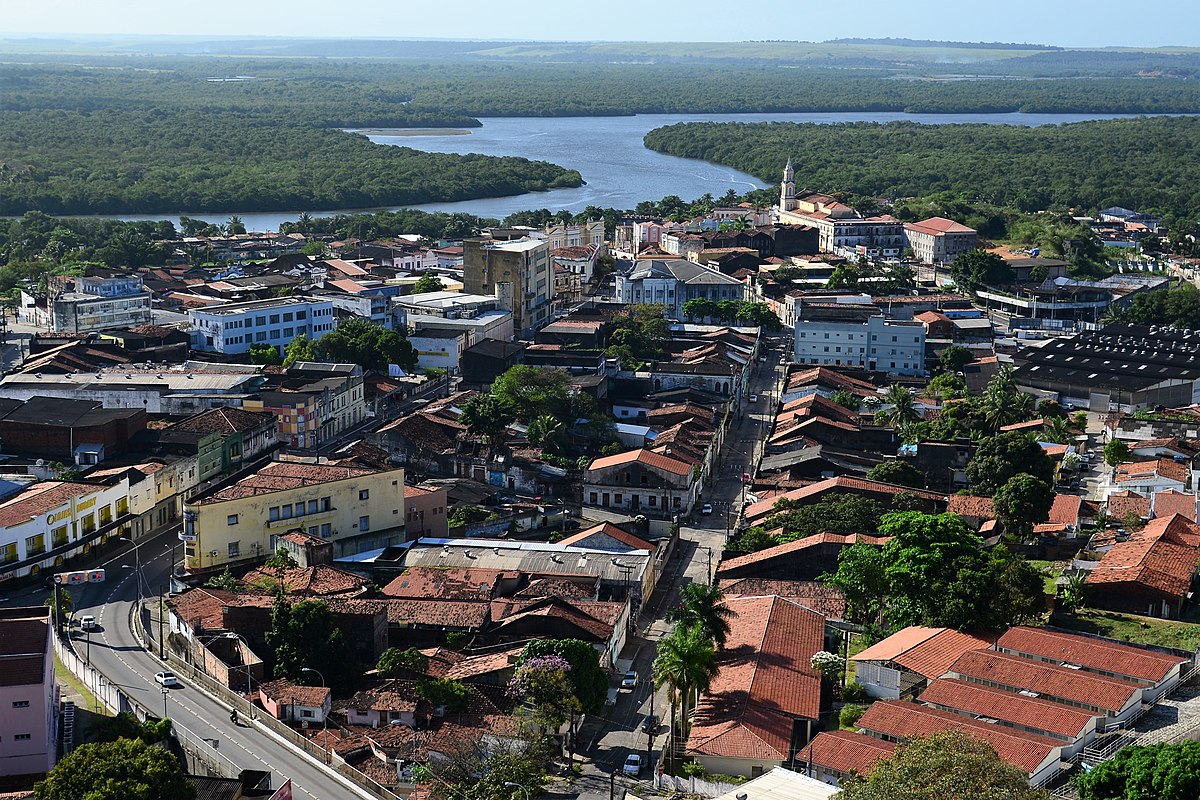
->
[268, 779, 293, 800]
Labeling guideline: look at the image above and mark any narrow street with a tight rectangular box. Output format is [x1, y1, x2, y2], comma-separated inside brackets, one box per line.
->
[569, 335, 789, 799]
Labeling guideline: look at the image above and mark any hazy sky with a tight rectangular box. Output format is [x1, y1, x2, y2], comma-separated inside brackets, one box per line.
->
[0, 0, 1193, 48]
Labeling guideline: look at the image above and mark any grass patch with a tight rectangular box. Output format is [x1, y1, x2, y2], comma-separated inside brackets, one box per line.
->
[54, 653, 108, 715]
[1028, 560, 1064, 595]
[1051, 608, 1200, 652]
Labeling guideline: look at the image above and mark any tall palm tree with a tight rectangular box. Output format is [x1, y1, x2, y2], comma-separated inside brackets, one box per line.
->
[527, 414, 567, 456]
[874, 384, 919, 428]
[1043, 415, 1072, 444]
[652, 624, 720, 765]
[666, 583, 733, 649]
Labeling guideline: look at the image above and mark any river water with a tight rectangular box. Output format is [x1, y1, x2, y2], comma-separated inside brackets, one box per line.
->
[111, 111, 1156, 230]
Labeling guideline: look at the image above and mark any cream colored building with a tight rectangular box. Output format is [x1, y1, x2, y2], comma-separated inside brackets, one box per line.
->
[0, 479, 132, 581]
[182, 462, 406, 573]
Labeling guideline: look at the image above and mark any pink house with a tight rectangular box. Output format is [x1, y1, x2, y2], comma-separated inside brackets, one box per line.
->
[0, 607, 57, 777]
[258, 678, 331, 725]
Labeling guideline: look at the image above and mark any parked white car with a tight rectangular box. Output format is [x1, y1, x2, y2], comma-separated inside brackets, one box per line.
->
[154, 671, 181, 688]
[623, 753, 643, 776]
[79, 615, 97, 631]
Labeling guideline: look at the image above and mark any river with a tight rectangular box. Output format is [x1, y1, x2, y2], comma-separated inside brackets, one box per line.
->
[111, 111, 1159, 230]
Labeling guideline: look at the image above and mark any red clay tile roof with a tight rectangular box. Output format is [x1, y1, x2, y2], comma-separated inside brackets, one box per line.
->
[718, 578, 847, 619]
[586, 448, 692, 477]
[1152, 490, 1198, 522]
[946, 495, 996, 520]
[0, 481, 107, 530]
[1106, 490, 1151, 521]
[852, 626, 995, 679]
[489, 597, 621, 641]
[1086, 513, 1200, 599]
[948, 650, 1140, 713]
[999, 418, 1046, 432]
[198, 461, 378, 503]
[1048, 494, 1083, 526]
[786, 367, 879, 396]
[167, 587, 242, 631]
[742, 477, 943, 521]
[241, 565, 368, 597]
[856, 700, 1060, 774]
[686, 596, 827, 761]
[717, 532, 890, 575]
[381, 567, 511, 601]
[904, 217, 976, 236]
[557, 522, 656, 552]
[1115, 458, 1189, 485]
[442, 646, 524, 681]
[797, 730, 897, 777]
[167, 406, 275, 435]
[996, 625, 1185, 683]
[919, 678, 1096, 739]
[260, 678, 330, 708]
[347, 679, 422, 714]
[379, 599, 490, 630]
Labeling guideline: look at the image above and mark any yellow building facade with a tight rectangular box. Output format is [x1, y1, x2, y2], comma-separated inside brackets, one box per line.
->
[181, 463, 406, 573]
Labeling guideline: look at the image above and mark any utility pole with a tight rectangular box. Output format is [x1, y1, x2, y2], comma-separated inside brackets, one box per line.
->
[646, 687, 655, 772]
[159, 583, 166, 660]
[609, 769, 615, 800]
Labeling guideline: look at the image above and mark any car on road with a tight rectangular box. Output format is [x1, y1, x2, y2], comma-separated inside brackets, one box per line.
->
[623, 753, 643, 776]
[154, 671, 181, 688]
[79, 615, 97, 631]
[621, 670, 638, 689]
[748, 394, 758, 403]
[640, 714, 659, 733]
[701, 503, 713, 515]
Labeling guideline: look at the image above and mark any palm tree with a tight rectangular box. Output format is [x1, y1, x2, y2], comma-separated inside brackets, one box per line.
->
[667, 583, 734, 649]
[874, 384, 919, 428]
[1043, 415, 1072, 444]
[526, 414, 567, 455]
[652, 624, 720, 767]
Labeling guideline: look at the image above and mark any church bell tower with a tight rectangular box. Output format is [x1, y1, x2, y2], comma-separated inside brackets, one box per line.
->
[780, 159, 795, 211]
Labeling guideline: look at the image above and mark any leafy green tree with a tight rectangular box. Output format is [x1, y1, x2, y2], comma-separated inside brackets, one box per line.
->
[411, 273, 445, 294]
[507, 655, 580, 738]
[89, 712, 173, 745]
[765, 493, 886, 541]
[716, 299, 741, 323]
[993, 473, 1055, 540]
[735, 301, 782, 331]
[520, 638, 607, 716]
[526, 414, 567, 456]
[967, 432, 1055, 495]
[204, 567, 242, 592]
[491, 365, 573, 422]
[927, 373, 967, 400]
[45, 585, 73, 633]
[1105, 438, 1131, 467]
[1078, 740, 1200, 800]
[865, 460, 926, 490]
[652, 624, 720, 755]
[1042, 415, 1072, 444]
[316, 317, 418, 372]
[732, 526, 779, 553]
[376, 646, 429, 678]
[607, 304, 670, 363]
[950, 250, 1015, 292]
[417, 739, 547, 800]
[682, 297, 718, 322]
[417, 678, 471, 713]
[248, 342, 282, 366]
[939, 345, 975, 373]
[874, 384, 920, 428]
[823, 543, 889, 624]
[35, 738, 195, 800]
[283, 334, 318, 367]
[266, 598, 354, 690]
[667, 583, 734, 649]
[839, 730, 1050, 800]
[459, 394, 515, 446]
[831, 389, 862, 412]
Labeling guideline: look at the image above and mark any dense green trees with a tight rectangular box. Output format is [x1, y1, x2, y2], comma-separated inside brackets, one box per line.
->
[0, 108, 581, 215]
[967, 432, 1056, 495]
[519, 638, 607, 716]
[759, 493, 885, 544]
[410, 274, 445, 294]
[951, 250, 1015, 293]
[266, 596, 356, 691]
[644, 116, 1200, 220]
[839, 730, 1050, 800]
[1121, 285, 1200, 330]
[993, 473, 1055, 540]
[865, 460, 927, 490]
[316, 317, 418, 372]
[825, 512, 1045, 629]
[459, 394, 516, 446]
[1077, 741, 1200, 800]
[35, 738, 195, 800]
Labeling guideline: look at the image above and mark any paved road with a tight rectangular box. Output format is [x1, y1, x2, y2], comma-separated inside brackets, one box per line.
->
[571, 336, 789, 798]
[67, 528, 374, 800]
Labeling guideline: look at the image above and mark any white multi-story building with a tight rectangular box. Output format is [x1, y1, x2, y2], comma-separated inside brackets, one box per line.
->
[188, 296, 337, 356]
[793, 305, 926, 376]
[0, 478, 133, 581]
[903, 217, 979, 264]
[615, 259, 746, 321]
[775, 162, 905, 259]
[46, 273, 153, 334]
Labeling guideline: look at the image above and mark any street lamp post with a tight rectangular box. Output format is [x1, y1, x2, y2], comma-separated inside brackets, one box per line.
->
[161, 686, 169, 719]
[300, 667, 329, 761]
[503, 783, 530, 800]
[119, 536, 142, 604]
